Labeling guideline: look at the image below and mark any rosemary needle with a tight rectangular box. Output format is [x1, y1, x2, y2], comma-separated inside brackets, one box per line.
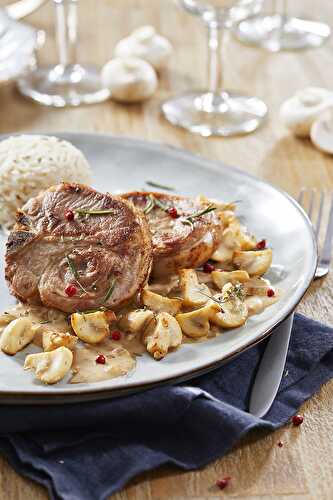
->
[104, 279, 116, 303]
[146, 180, 175, 191]
[75, 209, 115, 216]
[66, 255, 88, 294]
[182, 204, 216, 229]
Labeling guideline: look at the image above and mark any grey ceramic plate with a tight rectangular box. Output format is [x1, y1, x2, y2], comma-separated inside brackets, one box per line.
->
[0, 133, 317, 404]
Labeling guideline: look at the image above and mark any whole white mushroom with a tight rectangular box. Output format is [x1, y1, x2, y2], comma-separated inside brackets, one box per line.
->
[311, 112, 333, 155]
[279, 87, 333, 137]
[101, 57, 158, 103]
[114, 25, 173, 72]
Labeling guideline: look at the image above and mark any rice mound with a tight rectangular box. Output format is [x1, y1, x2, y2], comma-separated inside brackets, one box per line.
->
[0, 135, 92, 228]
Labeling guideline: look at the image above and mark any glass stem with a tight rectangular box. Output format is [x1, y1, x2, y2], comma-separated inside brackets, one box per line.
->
[54, 0, 78, 67]
[281, 0, 288, 18]
[207, 22, 224, 96]
[271, 0, 278, 15]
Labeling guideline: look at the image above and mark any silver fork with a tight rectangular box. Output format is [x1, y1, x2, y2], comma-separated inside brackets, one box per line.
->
[298, 188, 333, 278]
[249, 188, 333, 417]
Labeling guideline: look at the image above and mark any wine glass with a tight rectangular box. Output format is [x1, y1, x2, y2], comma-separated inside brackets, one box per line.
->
[161, 0, 267, 137]
[234, 0, 331, 52]
[17, 0, 110, 107]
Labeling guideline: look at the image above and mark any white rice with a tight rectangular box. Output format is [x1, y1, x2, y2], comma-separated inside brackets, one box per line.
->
[0, 135, 92, 228]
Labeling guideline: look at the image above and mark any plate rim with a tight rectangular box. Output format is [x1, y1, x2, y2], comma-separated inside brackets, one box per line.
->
[0, 131, 318, 401]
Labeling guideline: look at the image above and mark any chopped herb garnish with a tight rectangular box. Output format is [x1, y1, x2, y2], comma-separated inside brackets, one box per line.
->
[75, 209, 115, 216]
[104, 279, 116, 303]
[40, 320, 51, 324]
[225, 283, 245, 302]
[197, 283, 245, 307]
[146, 180, 175, 191]
[66, 255, 88, 294]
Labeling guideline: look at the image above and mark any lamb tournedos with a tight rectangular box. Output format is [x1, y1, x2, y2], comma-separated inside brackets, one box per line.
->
[122, 191, 225, 277]
[5, 183, 153, 313]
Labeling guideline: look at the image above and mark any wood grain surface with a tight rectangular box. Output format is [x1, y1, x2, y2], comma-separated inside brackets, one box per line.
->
[0, 0, 332, 498]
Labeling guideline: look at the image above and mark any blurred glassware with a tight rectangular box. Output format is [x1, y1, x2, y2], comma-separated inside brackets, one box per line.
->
[17, 0, 110, 107]
[0, 7, 43, 87]
[234, 0, 331, 51]
[5, 0, 47, 20]
[162, 0, 267, 137]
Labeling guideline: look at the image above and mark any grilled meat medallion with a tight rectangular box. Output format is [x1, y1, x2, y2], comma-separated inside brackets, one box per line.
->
[5, 184, 152, 313]
[122, 191, 224, 277]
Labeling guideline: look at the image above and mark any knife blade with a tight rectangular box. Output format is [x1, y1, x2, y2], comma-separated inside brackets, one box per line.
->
[249, 312, 294, 418]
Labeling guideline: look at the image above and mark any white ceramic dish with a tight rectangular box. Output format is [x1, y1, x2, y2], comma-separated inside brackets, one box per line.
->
[0, 133, 317, 404]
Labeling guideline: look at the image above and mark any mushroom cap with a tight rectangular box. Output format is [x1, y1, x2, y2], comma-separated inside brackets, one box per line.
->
[280, 87, 333, 137]
[101, 57, 158, 103]
[310, 116, 333, 155]
[114, 25, 173, 71]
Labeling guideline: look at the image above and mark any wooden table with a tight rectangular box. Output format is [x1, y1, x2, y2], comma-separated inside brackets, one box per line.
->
[0, 0, 333, 498]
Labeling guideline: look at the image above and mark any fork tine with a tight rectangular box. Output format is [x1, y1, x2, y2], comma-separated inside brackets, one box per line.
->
[319, 193, 333, 266]
[307, 189, 315, 219]
[298, 188, 305, 205]
[315, 191, 324, 238]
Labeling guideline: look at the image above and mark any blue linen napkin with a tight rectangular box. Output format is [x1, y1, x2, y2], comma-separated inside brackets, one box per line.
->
[0, 313, 332, 500]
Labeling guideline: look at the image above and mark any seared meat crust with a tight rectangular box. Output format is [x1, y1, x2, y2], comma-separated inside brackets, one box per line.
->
[5, 183, 152, 313]
[122, 191, 224, 277]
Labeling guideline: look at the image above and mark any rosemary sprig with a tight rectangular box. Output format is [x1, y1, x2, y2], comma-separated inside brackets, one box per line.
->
[143, 194, 168, 214]
[182, 204, 216, 229]
[75, 209, 115, 216]
[78, 306, 107, 315]
[104, 279, 116, 303]
[143, 195, 155, 215]
[182, 219, 194, 230]
[146, 180, 175, 191]
[66, 255, 88, 294]
[154, 197, 169, 211]
[195, 289, 225, 312]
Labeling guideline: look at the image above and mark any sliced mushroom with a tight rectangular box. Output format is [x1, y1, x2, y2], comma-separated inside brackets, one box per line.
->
[179, 269, 211, 307]
[245, 296, 266, 315]
[218, 209, 237, 227]
[0, 317, 36, 355]
[209, 283, 248, 329]
[211, 241, 234, 263]
[176, 303, 220, 338]
[197, 195, 236, 214]
[71, 311, 110, 344]
[118, 309, 155, 334]
[42, 331, 78, 352]
[211, 270, 250, 290]
[143, 312, 182, 360]
[24, 346, 73, 384]
[244, 276, 271, 296]
[0, 313, 17, 327]
[141, 288, 182, 315]
[211, 219, 255, 263]
[233, 249, 273, 276]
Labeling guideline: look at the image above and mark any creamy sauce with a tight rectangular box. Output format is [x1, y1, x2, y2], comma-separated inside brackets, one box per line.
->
[0, 270, 280, 385]
[245, 293, 279, 316]
[71, 339, 135, 384]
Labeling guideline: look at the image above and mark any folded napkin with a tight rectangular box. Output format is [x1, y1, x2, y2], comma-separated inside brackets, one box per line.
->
[1, 313, 333, 500]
